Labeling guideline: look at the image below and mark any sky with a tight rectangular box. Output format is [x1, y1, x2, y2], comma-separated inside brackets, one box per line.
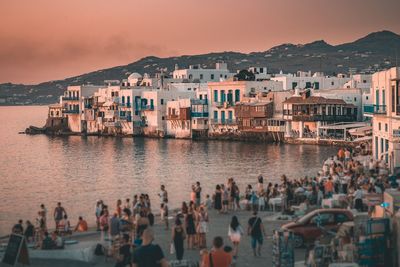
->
[0, 0, 399, 85]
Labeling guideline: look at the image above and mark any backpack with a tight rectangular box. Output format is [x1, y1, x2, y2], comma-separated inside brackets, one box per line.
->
[94, 243, 104, 255]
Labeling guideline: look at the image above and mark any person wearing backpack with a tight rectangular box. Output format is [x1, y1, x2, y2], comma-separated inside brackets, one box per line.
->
[247, 211, 266, 257]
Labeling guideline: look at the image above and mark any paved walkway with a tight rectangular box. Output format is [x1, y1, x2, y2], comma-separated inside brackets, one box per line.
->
[1, 209, 307, 267]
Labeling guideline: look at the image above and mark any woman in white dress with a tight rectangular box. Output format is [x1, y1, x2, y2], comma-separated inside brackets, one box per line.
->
[228, 215, 243, 258]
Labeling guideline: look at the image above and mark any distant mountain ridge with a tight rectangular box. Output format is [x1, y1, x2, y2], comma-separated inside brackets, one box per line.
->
[1, 30, 400, 105]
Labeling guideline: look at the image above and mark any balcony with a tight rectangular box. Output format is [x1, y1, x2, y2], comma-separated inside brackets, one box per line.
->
[104, 121, 121, 127]
[141, 105, 154, 111]
[63, 109, 80, 114]
[363, 104, 386, 115]
[191, 112, 209, 118]
[119, 103, 131, 108]
[290, 114, 357, 122]
[211, 119, 236, 125]
[62, 96, 79, 101]
[191, 99, 208, 105]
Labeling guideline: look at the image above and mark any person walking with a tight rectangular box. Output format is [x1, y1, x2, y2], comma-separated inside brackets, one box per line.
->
[247, 211, 266, 257]
[171, 217, 186, 261]
[201, 236, 232, 267]
[228, 216, 243, 258]
[197, 206, 209, 249]
[195, 182, 202, 207]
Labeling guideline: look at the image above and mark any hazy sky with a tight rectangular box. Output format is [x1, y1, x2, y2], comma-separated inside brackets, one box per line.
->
[1, 0, 399, 84]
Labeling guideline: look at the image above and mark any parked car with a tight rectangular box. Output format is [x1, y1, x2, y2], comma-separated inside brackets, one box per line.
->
[281, 208, 354, 248]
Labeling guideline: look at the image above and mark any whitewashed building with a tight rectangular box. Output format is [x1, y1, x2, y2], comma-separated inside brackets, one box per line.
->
[271, 72, 350, 90]
[172, 62, 235, 83]
[370, 67, 400, 172]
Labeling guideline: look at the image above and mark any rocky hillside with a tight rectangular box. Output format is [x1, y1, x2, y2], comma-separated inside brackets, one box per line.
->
[1, 30, 399, 105]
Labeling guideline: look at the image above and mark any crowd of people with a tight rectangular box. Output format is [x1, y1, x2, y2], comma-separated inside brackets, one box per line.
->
[8, 147, 395, 267]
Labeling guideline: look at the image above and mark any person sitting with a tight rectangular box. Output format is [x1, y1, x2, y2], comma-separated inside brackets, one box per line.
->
[74, 216, 88, 232]
[41, 231, 55, 250]
[115, 234, 132, 267]
[51, 231, 64, 249]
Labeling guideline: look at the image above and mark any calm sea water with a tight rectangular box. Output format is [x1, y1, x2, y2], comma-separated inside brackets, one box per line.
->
[0, 106, 337, 236]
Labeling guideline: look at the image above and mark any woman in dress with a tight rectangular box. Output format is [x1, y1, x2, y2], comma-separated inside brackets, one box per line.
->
[196, 206, 208, 249]
[213, 184, 222, 213]
[228, 215, 243, 258]
[185, 207, 196, 249]
[172, 217, 186, 261]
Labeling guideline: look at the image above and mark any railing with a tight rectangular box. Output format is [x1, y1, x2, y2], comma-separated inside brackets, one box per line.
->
[363, 104, 386, 115]
[62, 96, 79, 101]
[104, 121, 121, 127]
[119, 103, 131, 108]
[63, 109, 80, 114]
[191, 99, 208, 105]
[211, 119, 236, 125]
[167, 114, 179, 120]
[141, 105, 154, 111]
[191, 112, 209, 118]
[290, 114, 357, 122]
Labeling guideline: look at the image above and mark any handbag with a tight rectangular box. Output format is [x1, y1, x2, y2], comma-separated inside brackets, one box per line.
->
[170, 242, 175, 254]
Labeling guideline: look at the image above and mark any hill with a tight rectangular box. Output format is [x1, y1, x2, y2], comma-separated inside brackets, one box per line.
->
[1, 30, 399, 105]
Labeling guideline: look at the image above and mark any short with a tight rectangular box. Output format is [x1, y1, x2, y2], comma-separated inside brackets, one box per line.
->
[195, 198, 201, 206]
[251, 236, 263, 248]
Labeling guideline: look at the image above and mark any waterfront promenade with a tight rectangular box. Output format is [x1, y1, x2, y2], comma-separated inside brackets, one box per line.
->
[0, 209, 306, 267]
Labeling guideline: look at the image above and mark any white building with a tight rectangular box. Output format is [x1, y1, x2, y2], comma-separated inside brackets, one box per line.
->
[370, 67, 400, 172]
[271, 72, 350, 90]
[248, 67, 270, 80]
[140, 89, 196, 137]
[172, 62, 235, 83]
[61, 85, 103, 133]
[166, 99, 192, 138]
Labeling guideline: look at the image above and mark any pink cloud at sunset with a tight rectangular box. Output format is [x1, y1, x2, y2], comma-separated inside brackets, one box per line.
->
[0, 0, 399, 84]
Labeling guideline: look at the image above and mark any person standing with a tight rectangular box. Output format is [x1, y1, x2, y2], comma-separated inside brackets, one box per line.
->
[221, 184, 229, 214]
[197, 206, 209, 249]
[40, 204, 48, 230]
[95, 200, 103, 231]
[12, 220, 24, 235]
[228, 216, 243, 258]
[247, 211, 266, 257]
[53, 202, 67, 229]
[171, 217, 186, 261]
[132, 228, 168, 267]
[159, 185, 168, 212]
[214, 185, 222, 213]
[110, 213, 121, 240]
[195, 182, 202, 207]
[201, 236, 232, 267]
[185, 207, 196, 249]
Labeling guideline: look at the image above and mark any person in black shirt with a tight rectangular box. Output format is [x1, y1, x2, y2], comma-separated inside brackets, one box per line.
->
[133, 228, 168, 267]
[247, 211, 266, 257]
[24, 220, 34, 242]
[115, 234, 132, 267]
[12, 219, 24, 235]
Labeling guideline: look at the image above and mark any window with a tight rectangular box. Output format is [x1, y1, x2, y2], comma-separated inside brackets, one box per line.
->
[260, 68, 264, 73]
[305, 82, 312, 88]
[354, 97, 357, 101]
[213, 111, 218, 120]
[161, 99, 164, 105]
[331, 81, 334, 86]
[314, 82, 320, 89]
[122, 96, 125, 104]
[310, 213, 334, 226]
[200, 74, 204, 80]
[213, 90, 218, 102]
[378, 122, 381, 131]
[292, 82, 298, 89]
[336, 214, 350, 223]
[385, 123, 388, 132]
[162, 116, 165, 120]
[211, 74, 214, 80]
[235, 89, 240, 102]
[366, 96, 369, 100]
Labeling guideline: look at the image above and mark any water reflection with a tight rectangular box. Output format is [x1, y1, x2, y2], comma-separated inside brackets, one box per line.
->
[0, 106, 337, 236]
